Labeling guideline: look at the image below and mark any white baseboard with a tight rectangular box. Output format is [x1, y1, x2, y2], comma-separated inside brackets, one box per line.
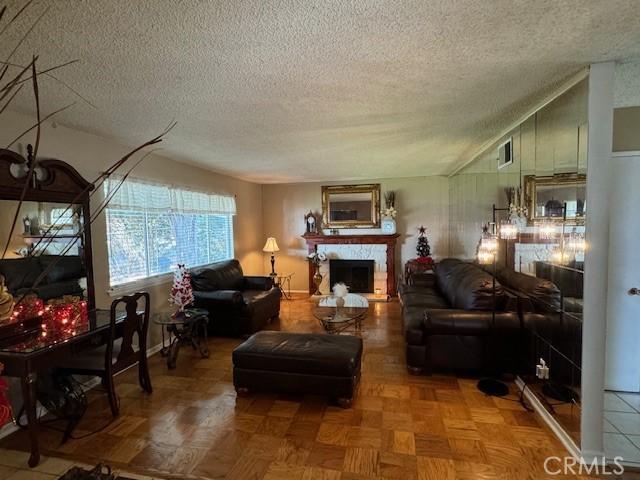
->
[0, 341, 164, 441]
[515, 376, 582, 460]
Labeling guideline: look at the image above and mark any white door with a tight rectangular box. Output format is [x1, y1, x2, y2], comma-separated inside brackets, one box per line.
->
[605, 152, 640, 391]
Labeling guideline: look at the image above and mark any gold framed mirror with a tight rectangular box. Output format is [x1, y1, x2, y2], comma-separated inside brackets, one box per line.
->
[321, 184, 381, 229]
[524, 173, 586, 224]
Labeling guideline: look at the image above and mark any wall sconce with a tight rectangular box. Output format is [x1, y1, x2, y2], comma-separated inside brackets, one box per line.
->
[567, 230, 586, 254]
[477, 234, 498, 265]
[477, 249, 495, 265]
[536, 220, 557, 240]
[551, 246, 572, 265]
[480, 235, 498, 253]
[499, 220, 518, 240]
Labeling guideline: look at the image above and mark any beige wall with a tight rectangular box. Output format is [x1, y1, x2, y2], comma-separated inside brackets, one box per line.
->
[261, 177, 450, 292]
[0, 110, 263, 345]
[613, 107, 640, 152]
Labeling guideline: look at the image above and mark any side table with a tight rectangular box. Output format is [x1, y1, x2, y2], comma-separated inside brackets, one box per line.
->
[154, 308, 210, 369]
[276, 272, 294, 300]
[404, 259, 434, 285]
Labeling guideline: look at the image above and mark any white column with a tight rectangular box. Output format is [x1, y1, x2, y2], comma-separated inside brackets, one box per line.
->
[580, 62, 615, 461]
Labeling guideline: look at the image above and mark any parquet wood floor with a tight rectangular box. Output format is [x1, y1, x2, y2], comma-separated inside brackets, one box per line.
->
[1, 296, 599, 479]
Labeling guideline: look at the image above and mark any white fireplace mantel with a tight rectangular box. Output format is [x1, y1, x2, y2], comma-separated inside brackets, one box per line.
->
[302, 233, 400, 296]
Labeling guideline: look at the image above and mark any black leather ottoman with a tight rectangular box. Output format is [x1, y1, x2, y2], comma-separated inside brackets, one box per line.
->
[232, 331, 363, 407]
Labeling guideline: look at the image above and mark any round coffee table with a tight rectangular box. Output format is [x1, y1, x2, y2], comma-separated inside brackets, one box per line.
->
[154, 308, 210, 369]
[313, 302, 368, 334]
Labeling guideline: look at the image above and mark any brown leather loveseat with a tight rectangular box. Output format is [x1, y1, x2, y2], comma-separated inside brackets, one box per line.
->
[190, 259, 281, 337]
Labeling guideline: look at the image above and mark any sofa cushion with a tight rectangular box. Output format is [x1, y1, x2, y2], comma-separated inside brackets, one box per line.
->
[190, 259, 245, 291]
[447, 263, 504, 311]
[535, 261, 584, 299]
[434, 258, 464, 303]
[39, 255, 85, 284]
[399, 285, 440, 296]
[17, 279, 83, 301]
[0, 257, 42, 292]
[401, 292, 449, 309]
[233, 331, 362, 378]
[495, 266, 561, 313]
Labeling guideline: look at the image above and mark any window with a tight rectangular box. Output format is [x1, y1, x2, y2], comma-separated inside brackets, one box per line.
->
[104, 178, 235, 287]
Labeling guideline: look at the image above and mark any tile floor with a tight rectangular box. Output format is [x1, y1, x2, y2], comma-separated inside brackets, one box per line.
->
[604, 391, 640, 466]
[0, 447, 165, 479]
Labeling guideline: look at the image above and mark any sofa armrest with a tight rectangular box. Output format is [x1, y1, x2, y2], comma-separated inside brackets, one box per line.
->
[244, 276, 274, 291]
[194, 290, 244, 310]
[423, 309, 519, 336]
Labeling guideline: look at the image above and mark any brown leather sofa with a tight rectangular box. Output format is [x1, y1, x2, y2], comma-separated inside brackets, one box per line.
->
[190, 259, 281, 337]
[503, 265, 582, 390]
[399, 259, 521, 374]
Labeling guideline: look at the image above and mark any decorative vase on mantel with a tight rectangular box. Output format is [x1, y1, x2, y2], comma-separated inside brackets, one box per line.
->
[381, 190, 397, 234]
[312, 265, 323, 296]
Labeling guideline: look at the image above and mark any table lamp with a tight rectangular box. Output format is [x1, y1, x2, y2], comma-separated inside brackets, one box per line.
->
[263, 237, 280, 277]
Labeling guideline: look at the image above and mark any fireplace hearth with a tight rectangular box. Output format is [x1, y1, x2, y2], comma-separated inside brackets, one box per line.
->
[329, 259, 374, 293]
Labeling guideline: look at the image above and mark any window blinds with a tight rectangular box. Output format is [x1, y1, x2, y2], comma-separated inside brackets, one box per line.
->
[104, 177, 235, 287]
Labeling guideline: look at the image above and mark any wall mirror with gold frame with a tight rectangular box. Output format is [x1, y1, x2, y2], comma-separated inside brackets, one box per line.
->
[321, 184, 380, 229]
[524, 173, 586, 224]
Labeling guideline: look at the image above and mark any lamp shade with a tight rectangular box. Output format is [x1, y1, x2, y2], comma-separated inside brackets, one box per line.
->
[263, 237, 280, 253]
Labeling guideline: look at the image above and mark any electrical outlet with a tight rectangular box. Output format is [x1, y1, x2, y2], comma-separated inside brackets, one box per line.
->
[536, 358, 550, 380]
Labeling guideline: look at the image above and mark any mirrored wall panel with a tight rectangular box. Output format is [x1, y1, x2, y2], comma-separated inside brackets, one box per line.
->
[449, 78, 588, 443]
[0, 200, 88, 322]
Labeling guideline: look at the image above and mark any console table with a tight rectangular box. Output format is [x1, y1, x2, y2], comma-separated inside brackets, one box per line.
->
[0, 310, 125, 467]
[302, 233, 400, 296]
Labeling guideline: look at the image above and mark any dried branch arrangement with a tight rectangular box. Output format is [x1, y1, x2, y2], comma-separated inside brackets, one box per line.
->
[0, 1, 175, 315]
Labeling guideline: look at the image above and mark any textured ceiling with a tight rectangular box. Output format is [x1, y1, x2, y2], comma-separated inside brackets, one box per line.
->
[2, 0, 640, 183]
[615, 58, 640, 107]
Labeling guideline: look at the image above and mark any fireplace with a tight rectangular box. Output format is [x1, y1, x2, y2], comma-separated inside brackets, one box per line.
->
[329, 259, 374, 293]
[303, 233, 399, 296]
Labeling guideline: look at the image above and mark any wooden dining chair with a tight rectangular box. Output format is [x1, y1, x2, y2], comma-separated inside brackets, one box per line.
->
[59, 292, 152, 417]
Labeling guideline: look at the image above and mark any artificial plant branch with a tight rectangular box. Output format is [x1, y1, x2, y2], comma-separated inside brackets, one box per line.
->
[5, 101, 75, 148]
[0, 56, 40, 259]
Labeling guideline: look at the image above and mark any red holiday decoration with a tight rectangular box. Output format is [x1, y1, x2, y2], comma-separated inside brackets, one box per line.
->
[415, 256, 434, 265]
[9, 294, 44, 324]
[41, 296, 89, 339]
[169, 264, 194, 313]
[0, 364, 12, 427]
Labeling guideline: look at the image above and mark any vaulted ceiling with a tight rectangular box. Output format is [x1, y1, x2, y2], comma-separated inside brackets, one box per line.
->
[2, 0, 640, 183]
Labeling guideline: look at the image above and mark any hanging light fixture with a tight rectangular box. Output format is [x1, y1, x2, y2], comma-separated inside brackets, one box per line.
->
[567, 229, 586, 255]
[477, 231, 498, 265]
[551, 245, 571, 265]
[499, 220, 518, 240]
[536, 219, 557, 240]
[477, 248, 495, 265]
[481, 234, 498, 252]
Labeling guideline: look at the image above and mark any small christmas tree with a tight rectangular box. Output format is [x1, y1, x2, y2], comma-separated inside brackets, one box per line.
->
[169, 264, 194, 313]
[416, 225, 432, 263]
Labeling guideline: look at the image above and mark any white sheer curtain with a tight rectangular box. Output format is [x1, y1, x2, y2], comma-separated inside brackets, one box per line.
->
[105, 176, 236, 215]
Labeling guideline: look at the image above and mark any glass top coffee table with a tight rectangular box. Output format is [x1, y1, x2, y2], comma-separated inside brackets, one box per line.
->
[313, 301, 368, 334]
